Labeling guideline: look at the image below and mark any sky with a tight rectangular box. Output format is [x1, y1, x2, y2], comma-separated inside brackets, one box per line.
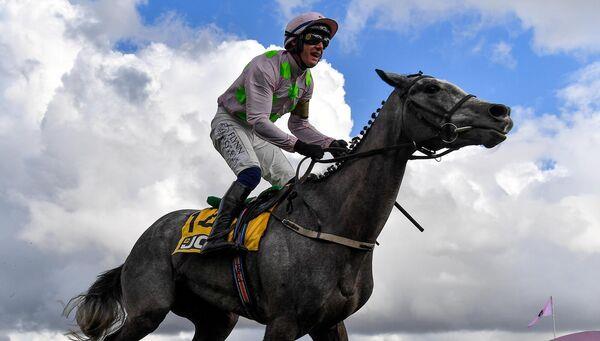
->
[0, 0, 599, 340]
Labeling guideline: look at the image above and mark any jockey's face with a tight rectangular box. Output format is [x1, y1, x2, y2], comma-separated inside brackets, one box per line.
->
[299, 40, 324, 68]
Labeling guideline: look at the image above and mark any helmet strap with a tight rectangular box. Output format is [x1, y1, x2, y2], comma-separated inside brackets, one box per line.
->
[291, 50, 309, 70]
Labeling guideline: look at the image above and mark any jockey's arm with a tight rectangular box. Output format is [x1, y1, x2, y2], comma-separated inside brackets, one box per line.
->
[248, 113, 297, 152]
[288, 100, 334, 148]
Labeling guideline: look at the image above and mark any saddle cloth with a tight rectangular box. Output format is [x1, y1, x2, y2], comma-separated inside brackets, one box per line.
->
[172, 184, 291, 254]
[172, 208, 271, 254]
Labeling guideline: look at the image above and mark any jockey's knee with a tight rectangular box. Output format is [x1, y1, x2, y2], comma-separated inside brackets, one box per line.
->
[237, 166, 261, 190]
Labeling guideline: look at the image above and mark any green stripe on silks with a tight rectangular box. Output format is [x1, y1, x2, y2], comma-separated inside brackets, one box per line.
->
[288, 83, 299, 99]
[280, 62, 291, 80]
[305, 70, 312, 87]
[265, 50, 278, 58]
[237, 111, 279, 122]
[235, 86, 246, 104]
[269, 113, 281, 122]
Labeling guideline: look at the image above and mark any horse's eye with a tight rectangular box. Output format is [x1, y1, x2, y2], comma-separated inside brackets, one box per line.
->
[423, 84, 441, 94]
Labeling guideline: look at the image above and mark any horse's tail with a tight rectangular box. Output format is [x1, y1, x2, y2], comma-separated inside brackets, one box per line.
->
[63, 265, 125, 341]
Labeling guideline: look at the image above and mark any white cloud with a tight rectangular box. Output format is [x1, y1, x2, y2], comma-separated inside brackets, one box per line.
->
[341, 0, 600, 55]
[499, 0, 600, 55]
[490, 41, 517, 68]
[559, 61, 600, 113]
[0, 0, 82, 127]
[341, 0, 462, 50]
[495, 160, 567, 196]
[274, 0, 322, 21]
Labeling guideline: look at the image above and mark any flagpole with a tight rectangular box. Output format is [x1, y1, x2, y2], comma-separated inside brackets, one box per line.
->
[551, 296, 557, 340]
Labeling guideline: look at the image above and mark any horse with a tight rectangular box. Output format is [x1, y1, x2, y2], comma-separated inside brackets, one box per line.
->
[65, 69, 513, 340]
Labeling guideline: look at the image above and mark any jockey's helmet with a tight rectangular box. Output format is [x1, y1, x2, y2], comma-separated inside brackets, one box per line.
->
[284, 12, 338, 53]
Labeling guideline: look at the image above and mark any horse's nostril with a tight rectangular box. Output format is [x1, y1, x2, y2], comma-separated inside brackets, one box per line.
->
[489, 104, 510, 117]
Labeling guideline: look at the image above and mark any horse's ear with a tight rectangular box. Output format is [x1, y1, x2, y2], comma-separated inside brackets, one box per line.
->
[375, 69, 410, 89]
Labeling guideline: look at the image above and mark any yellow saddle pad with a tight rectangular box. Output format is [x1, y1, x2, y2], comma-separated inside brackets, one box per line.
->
[173, 208, 271, 254]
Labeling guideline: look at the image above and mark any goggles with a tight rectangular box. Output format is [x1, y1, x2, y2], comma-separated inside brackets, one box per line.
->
[302, 32, 330, 48]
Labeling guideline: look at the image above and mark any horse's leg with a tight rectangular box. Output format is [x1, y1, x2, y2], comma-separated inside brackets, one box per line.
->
[105, 245, 176, 341]
[172, 298, 238, 341]
[263, 318, 299, 341]
[104, 308, 170, 341]
[188, 310, 237, 341]
[309, 321, 349, 341]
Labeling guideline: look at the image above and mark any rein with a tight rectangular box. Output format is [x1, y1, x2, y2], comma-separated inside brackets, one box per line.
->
[295, 144, 457, 182]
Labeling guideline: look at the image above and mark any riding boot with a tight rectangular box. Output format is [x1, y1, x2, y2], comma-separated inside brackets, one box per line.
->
[202, 181, 252, 255]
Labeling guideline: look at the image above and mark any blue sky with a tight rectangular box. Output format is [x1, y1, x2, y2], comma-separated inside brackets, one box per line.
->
[133, 0, 580, 134]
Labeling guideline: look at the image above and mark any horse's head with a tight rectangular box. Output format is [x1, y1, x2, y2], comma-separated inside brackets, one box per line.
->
[376, 69, 513, 150]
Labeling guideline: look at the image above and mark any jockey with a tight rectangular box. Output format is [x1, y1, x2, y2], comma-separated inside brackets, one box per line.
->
[203, 12, 348, 253]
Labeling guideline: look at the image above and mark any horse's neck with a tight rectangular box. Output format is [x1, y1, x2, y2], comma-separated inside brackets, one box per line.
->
[300, 92, 412, 242]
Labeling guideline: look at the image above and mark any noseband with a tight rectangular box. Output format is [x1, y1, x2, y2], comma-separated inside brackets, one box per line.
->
[400, 73, 475, 144]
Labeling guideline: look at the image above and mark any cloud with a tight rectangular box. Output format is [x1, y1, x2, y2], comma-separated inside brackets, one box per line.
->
[490, 41, 517, 69]
[274, 0, 322, 21]
[340, 0, 600, 55]
[0, 0, 351, 333]
[341, 0, 463, 50]
[501, 0, 600, 55]
[559, 61, 600, 113]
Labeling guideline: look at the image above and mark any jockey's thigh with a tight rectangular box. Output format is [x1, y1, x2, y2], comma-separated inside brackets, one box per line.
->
[251, 136, 295, 187]
[210, 109, 261, 175]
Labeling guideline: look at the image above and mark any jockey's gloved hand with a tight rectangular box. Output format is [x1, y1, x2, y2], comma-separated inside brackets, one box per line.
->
[328, 139, 349, 157]
[294, 140, 324, 159]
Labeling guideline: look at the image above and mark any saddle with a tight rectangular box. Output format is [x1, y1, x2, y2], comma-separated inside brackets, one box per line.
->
[172, 184, 293, 254]
[208, 184, 290, 222]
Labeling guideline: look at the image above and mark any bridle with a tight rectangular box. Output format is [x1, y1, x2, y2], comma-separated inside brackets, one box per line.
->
[400, 72, 476, 144]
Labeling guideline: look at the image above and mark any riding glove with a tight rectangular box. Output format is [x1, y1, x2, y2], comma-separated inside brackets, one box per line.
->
[328, 139, 349, 157]
[294, 140, 324, 159]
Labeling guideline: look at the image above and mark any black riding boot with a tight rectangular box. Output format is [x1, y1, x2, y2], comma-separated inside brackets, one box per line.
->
[202, 181, 252, 254]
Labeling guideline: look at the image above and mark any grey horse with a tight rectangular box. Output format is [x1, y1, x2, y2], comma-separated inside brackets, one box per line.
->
[65, 70, 513, 340]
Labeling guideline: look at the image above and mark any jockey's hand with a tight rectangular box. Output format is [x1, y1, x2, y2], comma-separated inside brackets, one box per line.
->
[328, 139, 349, 157]
[294, 140, 324, 159]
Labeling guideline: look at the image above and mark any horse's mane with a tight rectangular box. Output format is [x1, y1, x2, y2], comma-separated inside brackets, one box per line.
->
[308, 99, 387, 182]
[307, 72, 426, 182]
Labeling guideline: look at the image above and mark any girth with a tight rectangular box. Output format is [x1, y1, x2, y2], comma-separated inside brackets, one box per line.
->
[270, 213, 376, 251]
